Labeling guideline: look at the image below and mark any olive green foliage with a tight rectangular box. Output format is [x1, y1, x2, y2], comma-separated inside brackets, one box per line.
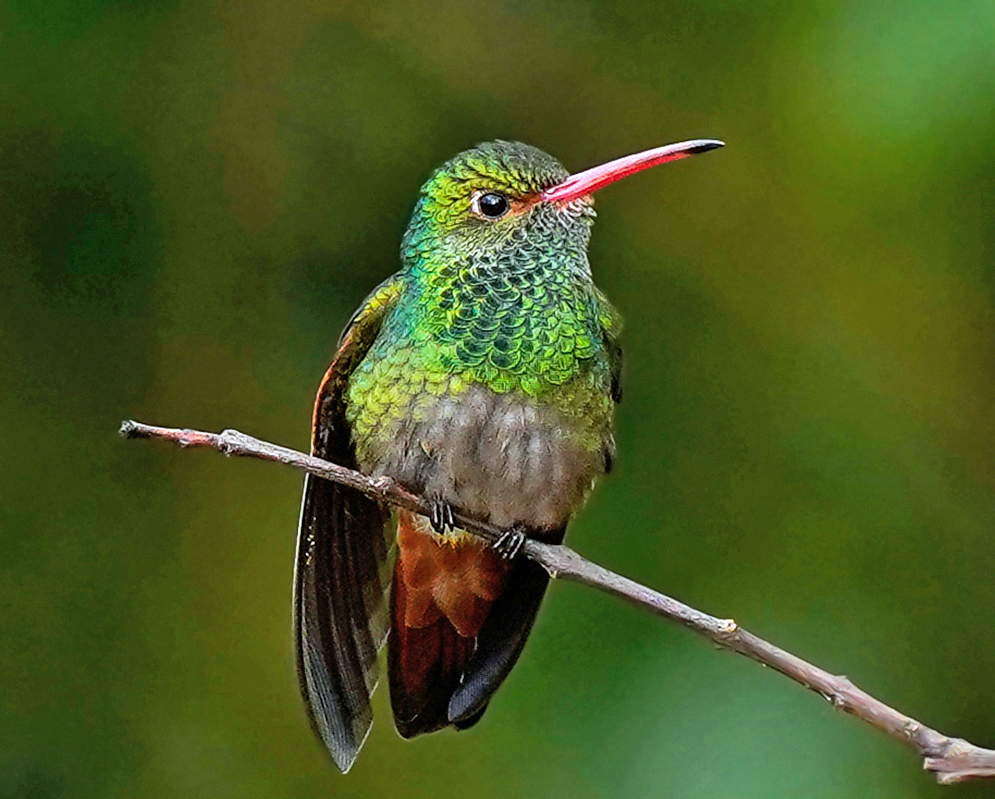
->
[2, 1, 994, 798]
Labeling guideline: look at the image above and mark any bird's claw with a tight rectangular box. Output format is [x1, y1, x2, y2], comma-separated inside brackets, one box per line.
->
[430, 501, 456, 534]
[493, 526, 527, 560]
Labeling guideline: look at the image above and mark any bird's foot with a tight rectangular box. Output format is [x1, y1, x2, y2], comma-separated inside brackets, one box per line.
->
[429, 500, 456, 535]
[493, 526, 528, 560]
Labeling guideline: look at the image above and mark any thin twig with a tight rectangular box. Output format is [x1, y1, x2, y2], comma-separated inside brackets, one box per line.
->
[120, 419, 995, 785]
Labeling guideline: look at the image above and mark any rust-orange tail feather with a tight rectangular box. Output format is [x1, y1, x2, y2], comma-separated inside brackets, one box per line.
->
[388, 509, 509, 737]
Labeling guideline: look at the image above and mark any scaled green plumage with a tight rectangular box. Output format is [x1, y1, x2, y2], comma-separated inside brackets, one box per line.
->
[346, 141, 623, 464]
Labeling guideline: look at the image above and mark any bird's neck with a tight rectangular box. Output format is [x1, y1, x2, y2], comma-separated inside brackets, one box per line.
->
[392, 249, 602, 397]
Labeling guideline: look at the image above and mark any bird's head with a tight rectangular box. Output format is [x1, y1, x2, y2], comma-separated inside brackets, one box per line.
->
[401, 138, 723, 273]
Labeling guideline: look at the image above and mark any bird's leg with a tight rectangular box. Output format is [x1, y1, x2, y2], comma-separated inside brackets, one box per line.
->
[429, 500, 456, 535]
[493, 525, 528, 560]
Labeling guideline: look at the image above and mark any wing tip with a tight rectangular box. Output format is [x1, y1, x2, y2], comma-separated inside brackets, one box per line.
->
[448, 694, 489, 729]
[333, 748, 358, 775]
[311, 708, 373, 774]
[328, 732, 362, 774]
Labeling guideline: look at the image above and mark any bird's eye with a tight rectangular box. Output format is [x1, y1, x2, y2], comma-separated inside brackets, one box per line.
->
[472, 192, 510, 219]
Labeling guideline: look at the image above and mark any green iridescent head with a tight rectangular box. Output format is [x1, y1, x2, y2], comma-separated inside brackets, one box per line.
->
[401, 140, 595, 272]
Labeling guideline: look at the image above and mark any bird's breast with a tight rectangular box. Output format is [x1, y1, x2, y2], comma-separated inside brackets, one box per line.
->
[346, 367, 613, 531]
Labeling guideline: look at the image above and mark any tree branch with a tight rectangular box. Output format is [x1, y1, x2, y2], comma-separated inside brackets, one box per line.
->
[120, 419, 995, 785]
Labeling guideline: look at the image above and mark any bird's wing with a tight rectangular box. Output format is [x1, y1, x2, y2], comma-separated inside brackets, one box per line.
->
[294, 273, 404, 773]
[592, 285, 623, 404]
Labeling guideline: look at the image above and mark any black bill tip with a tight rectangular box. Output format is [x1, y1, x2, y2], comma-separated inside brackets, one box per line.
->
[687, 139, 725, 154]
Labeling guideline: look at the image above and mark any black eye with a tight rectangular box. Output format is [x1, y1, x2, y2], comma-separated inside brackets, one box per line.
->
[475, 192, 509, 219]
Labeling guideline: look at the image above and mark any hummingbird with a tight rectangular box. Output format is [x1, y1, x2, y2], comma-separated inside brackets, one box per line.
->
[295, 137, 723, 772]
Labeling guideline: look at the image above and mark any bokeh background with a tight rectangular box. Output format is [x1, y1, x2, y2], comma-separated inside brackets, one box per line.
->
[3, 1, 995, 797]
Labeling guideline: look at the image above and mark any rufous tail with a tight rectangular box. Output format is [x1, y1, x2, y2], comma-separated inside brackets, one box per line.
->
[388, 509, 508, 737]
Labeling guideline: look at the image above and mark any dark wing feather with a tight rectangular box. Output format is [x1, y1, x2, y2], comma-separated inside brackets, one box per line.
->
[591, 286, 623, 472]
[606, 334, 623, 405]
[294, 274, 402, 772]
[447, 530, 564, 726]
[594, 286, 624, 405]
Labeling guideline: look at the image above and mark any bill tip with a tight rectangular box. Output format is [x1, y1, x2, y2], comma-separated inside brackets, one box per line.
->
[689, 139, 725, 154]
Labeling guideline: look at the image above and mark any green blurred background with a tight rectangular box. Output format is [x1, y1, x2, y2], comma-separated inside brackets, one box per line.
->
[3, 1, 995, 797]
